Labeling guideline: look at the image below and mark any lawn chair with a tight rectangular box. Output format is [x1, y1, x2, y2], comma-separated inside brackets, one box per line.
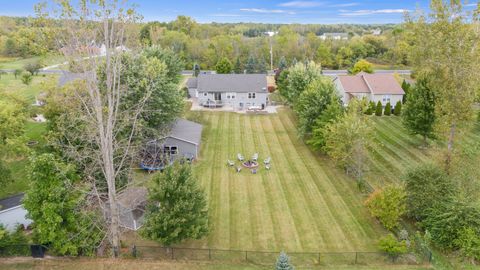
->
[265, 164, 271, 170]
[252, 153, 259, 162]
[227, 160, 235, 167]
[264, 157, 271, 165]
[236, 167, 242, 173]
[251, 168, 257, 174]
[237, 153, 244, 161]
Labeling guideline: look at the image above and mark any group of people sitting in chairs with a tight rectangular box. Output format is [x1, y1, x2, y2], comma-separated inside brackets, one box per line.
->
[227, 153, 271, 174]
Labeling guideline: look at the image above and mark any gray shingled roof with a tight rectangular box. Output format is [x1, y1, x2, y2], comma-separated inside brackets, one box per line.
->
[186, 77, 198, 88]
[0, 193, 24, 211]
[169, 119, 203, 145]
[197, 74, 267, 93]
[58, 72, 85, 87]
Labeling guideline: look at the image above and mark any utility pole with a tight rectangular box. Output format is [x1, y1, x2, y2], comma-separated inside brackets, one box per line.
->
[269, 37, 273, 71]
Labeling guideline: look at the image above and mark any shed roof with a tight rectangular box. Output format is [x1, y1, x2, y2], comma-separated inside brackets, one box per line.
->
[168, 119, 203, 145]
[197, 74, 267, 93]
[0, 193, 24, 211]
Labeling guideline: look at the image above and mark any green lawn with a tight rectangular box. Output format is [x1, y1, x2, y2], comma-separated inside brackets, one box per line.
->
[0, 73, 58, 103]
[365, 116, 480, 188]
[0, 55, 65, 70]
[176, 109, 386, 252]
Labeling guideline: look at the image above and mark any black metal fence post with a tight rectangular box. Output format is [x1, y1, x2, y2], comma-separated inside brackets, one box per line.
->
[171, 247, 174, 260]
[355, 252, 358, 264]
[132, 245, 137, 258]
[245, 250, 248, 261]
[317, 252, 321, 265]
[208, 248, 211, 260]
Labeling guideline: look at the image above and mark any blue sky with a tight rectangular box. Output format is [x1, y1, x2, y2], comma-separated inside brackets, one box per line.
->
[0, 0, 476, 24]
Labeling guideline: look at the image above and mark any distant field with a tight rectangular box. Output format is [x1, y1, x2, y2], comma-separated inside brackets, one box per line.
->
[0, 55, 65, 70]
[180, 109, 385, 252]
[0, 73, 58, 102]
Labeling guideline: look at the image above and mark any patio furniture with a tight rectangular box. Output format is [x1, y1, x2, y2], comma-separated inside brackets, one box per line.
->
[252, 153, 259, 162]
[251, 168, 257, 174]
[264, 157, 271, 165]
[237, 153, 244, 161]
[265, 164, 271, 170]
[227, 160, 235, 167]
[236, 167, 242, 173]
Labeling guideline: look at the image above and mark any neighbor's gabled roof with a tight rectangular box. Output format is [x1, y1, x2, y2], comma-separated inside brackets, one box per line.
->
[186, 77, 198, 89]
[336, 72, 405, 95]
[167, 119, 203, 146]
[197, 74, 267, 93]
[0, 193, 24, 212]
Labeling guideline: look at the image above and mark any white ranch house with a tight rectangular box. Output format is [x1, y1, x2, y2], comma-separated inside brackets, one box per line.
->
[333, 72, 405, 106]
[187, 74, 268, 111]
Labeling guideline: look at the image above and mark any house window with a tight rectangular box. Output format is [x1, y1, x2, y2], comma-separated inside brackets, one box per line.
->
[248, 92, 256, 99]
[226, 92, 236, 99]
[164, 146, 178, 155]
[382, 95, 391, 103]
[203, 92, 208, 97]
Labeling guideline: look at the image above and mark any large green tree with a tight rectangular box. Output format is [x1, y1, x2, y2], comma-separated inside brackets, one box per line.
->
[403, 163, 455, 221]
[323, 99, 373, 183]
[141, 162, 208, 246]
[23, 154, 102, 255]
[281, 61, 322, 104]
[351, 59, 373, 74]
[295, 77, 341, 137]
[215, 57, 233, 74]
[402, 78, 436, 146]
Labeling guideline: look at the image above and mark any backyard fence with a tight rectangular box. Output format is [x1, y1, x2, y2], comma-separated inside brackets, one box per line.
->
[0, 244, 431, 267]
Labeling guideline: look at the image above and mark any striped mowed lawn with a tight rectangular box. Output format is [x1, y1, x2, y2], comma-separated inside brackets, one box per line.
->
[366, 116, 480, 188]
[183, 108, 386, 252]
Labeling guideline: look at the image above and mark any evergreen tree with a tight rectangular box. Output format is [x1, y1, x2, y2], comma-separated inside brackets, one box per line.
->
[141, 162, 208, 246]
[401, 80, 411, 103]
[275, 252, 294, 270]
[234, 57, 242, 74]
[245, 55, 257, 74]
[193, 63, 200, 77]
[393, 101, 402, 116]
[215, 57, 233, 74]
[291, 58, 298, 66]
[257, 57, 267, 74]
[375, 101, 383, 116]
[278, 56, 288, 70]
[402, 78, 436, 145]
[368, 101, 376, 115]
[384, 102, 392, 116]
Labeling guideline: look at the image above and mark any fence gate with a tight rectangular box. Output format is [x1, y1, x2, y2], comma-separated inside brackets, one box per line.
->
[30, 245, 45, 258]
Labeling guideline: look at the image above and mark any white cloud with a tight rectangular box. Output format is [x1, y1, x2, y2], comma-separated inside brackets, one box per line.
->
[329, 3, 359, 8]
[279, 1, 324, 8]
[340, 9, 409, 16]
[240, 8, 295, 14]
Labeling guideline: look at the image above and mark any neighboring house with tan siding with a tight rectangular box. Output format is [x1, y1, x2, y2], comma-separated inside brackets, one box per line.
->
[333, 72, 405, 106]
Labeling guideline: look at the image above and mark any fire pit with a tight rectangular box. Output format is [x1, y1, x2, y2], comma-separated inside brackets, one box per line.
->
[242, 160, 259, 169]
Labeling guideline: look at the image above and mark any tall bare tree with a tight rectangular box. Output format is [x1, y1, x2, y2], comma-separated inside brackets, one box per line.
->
[37, 0, 143, 256]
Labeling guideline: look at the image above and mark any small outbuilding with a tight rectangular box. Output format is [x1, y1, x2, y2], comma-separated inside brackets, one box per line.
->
[0, 193, 32, 231]
[161, 119, 203, 160]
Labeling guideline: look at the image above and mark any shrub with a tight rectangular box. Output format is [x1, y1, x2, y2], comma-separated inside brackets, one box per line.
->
[379, 234, 408, 261]
[384, 102, 392, 116]
[375, 101, 383, 116]
[365, 186, 406, 231]
[393, 101, 402, 116]
[21, 72, 33, 85]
